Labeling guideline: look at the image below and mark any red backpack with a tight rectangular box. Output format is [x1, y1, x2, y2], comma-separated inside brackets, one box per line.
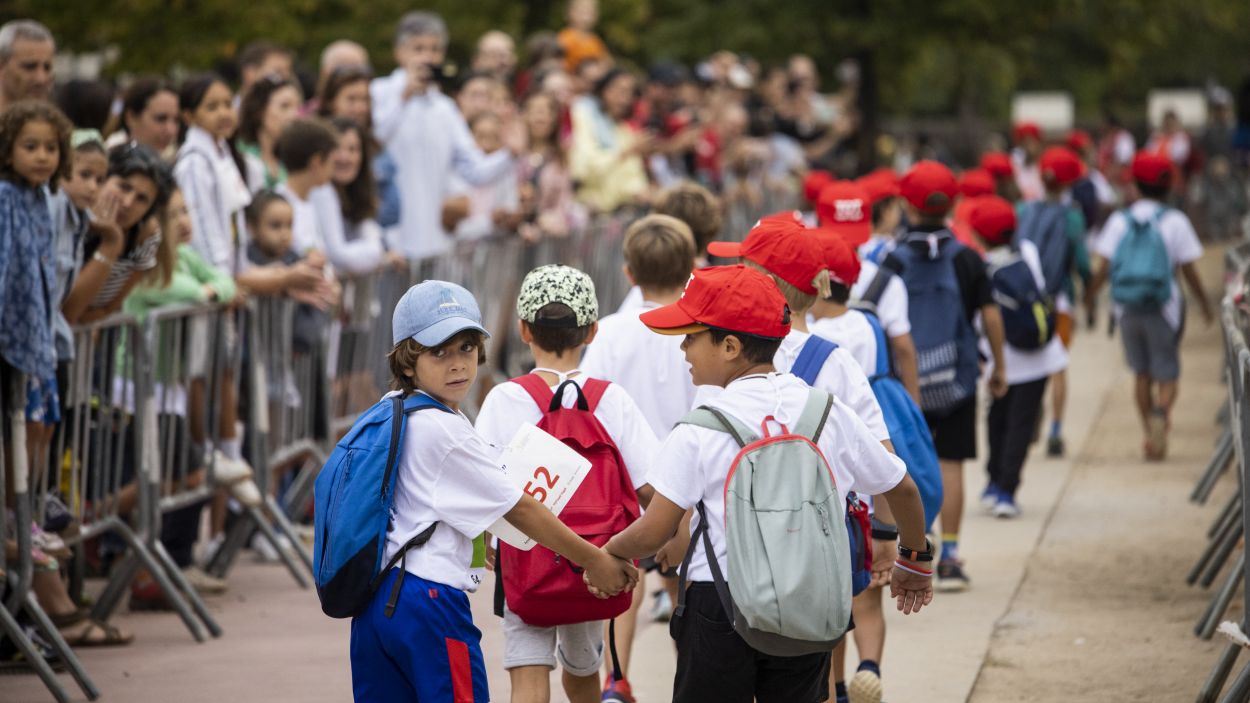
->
[499, 374, 641, 627]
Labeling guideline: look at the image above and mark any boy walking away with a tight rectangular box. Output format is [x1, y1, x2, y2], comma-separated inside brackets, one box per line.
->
[579, 214, 696, 678]
[1086, 152, 1214, 460]
[596, 265, 933, 703]
[653, 181, 723, 268]
[475, 265, 659, 703]
[880, 160, 1008, 592]
[1015, 146, 1090, 458]
[706, 217, 893, 451]
[968, 197, 1069, 518]
[319, 280, 638, 703]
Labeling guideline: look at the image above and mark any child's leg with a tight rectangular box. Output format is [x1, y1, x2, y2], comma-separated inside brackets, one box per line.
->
[1048, 368, 1067, 436]
[510, 666, 552, 703]
[829, 639, 848, 701]
[503, 606, 559, 703]
[995, 379, 1048, 500]
[939, 460, 964, 552]
[558, 621, 606, 703]
[985, 395, 1009, 492]
[352, 569, 490, 703]
[850, 587, 885, 666]
[1134, 375, 1153, 429]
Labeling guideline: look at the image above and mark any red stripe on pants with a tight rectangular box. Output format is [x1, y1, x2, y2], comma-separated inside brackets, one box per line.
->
[446, 637, 474, 702]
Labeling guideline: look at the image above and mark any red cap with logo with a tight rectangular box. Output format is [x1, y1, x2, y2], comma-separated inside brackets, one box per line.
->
[899, 160, 959, 215]
[802, 170, 835, 205]
[958, 168, 995, 198]
[707, 219, 828, 295]
[808, 229, 862, 287]
[1066, 129, 1092, 152]
[1131, 151, 1173, 187]
[980, 152, 1014, 178]
[856, 168, 900, 206]
[815, 181, 872, 245]
[1040, 146, 1085, 186]
[1012, 121, 1042, 143]
[640, 265, 791, 338]
[968, 195, 1017, 247]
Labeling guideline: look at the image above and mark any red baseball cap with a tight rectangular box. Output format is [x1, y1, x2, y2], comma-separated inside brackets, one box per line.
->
[1012, 121, 1042, 143]
[815, 181, 872, 245]
[1039, 146, 1085, 186]
[899, 160, 958, 215]
[856, 169, 900, 206]
[640, 264, 791, 338]
[980, 152, 1014, 178]
[968, 196, 1017, 247]
[808, 229, 862, 287]
[958, 168, 995, 198]
[802, 170, 835, 205]
[1132, 151, 1173, 187]
[707, 219, 828, 295]
[1066, 129, 1092, 152]
[757, 209, 805, 227]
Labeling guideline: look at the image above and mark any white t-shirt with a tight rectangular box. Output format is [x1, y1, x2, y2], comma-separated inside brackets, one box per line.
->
[1095, 199, 1204, 330]
[982, 240, 1070, 385]
[384, 393, 523, 592]
[580, 302, 697, 437]
[696, 330, 890, 443]
[276, 183, 323, 256]
[648, 373, 906, 583]
[850, 259, 911, 338]
[474, 374, 658, 491]
[617, 286, 644, 314]
[810, 309, 879, 378]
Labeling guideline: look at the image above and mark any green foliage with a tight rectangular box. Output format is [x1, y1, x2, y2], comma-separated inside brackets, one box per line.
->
[4, 0, 1249, 121]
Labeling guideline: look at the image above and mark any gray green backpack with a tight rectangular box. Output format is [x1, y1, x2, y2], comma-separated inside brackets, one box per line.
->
[674, 389, 853, 656]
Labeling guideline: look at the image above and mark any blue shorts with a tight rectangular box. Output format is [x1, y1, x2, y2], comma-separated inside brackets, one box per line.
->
[350, 568, 489, 703]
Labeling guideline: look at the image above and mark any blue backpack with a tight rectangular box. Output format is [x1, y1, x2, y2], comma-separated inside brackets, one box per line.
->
[988, 246, 1056, 351]
[891, 232, 980, 415]
[857, 311, 944, 530]
[1016, 201, 1075, 299]
[790, 334, 872, 596]
[313, 392, 452, 619]
[1110, 209, 1172, 312]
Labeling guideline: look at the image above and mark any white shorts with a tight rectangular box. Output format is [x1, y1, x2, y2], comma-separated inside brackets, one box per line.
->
[502, 604, 604, 676]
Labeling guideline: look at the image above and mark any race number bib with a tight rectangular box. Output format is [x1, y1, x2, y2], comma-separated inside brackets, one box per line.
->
[488, 424, 591, 551]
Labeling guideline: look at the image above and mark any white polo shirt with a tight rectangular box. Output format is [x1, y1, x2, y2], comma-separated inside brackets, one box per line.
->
[580, 301, 698, 437]
[1095, 199, 1203, 331]
[648, 373, 906, 583]
[981, 240, 1069, 385]
[475, 374, 658, 491]
[384, 393, 524, 592]
[851, 259, 911, 338]
[810, 309, 879, 378]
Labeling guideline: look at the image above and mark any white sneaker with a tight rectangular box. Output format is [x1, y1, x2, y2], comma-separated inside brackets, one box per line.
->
[181, 566, 228, 595]
[992, 498, 1021, 519]
[252, 534, 292, 563]
[230, 479, 263, 508]
[848, 669, 883, 703]
[212, 450, 253, 485]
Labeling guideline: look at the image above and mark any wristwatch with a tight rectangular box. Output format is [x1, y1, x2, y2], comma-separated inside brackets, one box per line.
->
[897, 538, 935, 563]
[869, 516, 898, 541]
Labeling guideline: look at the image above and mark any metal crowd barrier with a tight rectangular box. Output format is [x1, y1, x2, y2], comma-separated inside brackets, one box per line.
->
[1195, 240, 1250, 703]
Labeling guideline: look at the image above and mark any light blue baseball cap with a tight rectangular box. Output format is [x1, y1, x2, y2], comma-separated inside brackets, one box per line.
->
[392, 280, 491, 347]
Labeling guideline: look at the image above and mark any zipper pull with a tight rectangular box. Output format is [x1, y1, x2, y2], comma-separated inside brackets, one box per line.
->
[817, 506, 831, 535]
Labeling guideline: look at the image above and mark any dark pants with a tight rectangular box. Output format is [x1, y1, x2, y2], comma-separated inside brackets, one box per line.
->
[986, 377, 1049, 497]
[671, 584, 831, 703]
[162, 501, 207, 568]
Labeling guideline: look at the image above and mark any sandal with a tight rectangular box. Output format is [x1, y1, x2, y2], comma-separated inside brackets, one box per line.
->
[49, 607, 89, 628]
[65, 620, 133, 647]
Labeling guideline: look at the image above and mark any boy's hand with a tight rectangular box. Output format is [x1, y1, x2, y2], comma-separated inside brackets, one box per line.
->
[582, 549, 638, 599]
[890, 566, 933, 615]
[988, 368, 1008, 398]
[870, 539, 897, 589]
[655, 531, 691, 573]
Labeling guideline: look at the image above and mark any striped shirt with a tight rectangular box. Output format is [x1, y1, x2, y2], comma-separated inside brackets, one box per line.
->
[87, 228, 160, 310]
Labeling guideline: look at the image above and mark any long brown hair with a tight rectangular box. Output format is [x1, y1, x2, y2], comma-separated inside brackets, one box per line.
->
[329, 117, 378, 224]
[315, 65, 372, 126]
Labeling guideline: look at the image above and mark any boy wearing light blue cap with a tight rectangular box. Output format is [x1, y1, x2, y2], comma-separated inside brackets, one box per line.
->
[349, 280, 639, 703]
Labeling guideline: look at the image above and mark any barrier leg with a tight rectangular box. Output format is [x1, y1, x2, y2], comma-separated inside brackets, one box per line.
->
[1198, 554, 1246, 640]
[22, 592, 100, 700]
[1199, 642, 1243, 703]
[246, 503, 309, 589]
[90, 552, 139, 623]
[113, 522, 208, 642]
[204, 510, 253, 579]
[0, 601, 70, 703]
[1193, 514, 1243, 587]
[149, 539, 223, 638]
[1213, 493, 1243, 539]
[1202, 518, 1246, 588]
[265, 495, 314, 575]
[1195, 431, 1237, 504]
[1218, 659, 1250, 703]
[280, 453, 323, 521]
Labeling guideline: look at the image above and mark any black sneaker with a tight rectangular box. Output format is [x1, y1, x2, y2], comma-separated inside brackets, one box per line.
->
[1047, 435, 1064, 458]
[936, 559, 970, 593]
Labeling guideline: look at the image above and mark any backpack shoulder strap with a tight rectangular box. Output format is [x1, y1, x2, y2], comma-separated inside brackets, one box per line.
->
[792, 335, 838, 386]
[858, 266, 894, 308]
[679, 406, 758, 448]
[403, 392, 452, 414]
[511, 373, 556, 411]
[861, 311, 892, 379]
[792, 389, 835, 443]
[580, 378, 610, 412]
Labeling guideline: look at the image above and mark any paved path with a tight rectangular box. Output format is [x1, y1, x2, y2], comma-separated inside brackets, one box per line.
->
[5, 255, 1231, 702]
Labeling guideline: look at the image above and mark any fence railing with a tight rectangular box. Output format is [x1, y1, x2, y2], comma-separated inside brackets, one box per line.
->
[1194, 240, 1250, 703]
